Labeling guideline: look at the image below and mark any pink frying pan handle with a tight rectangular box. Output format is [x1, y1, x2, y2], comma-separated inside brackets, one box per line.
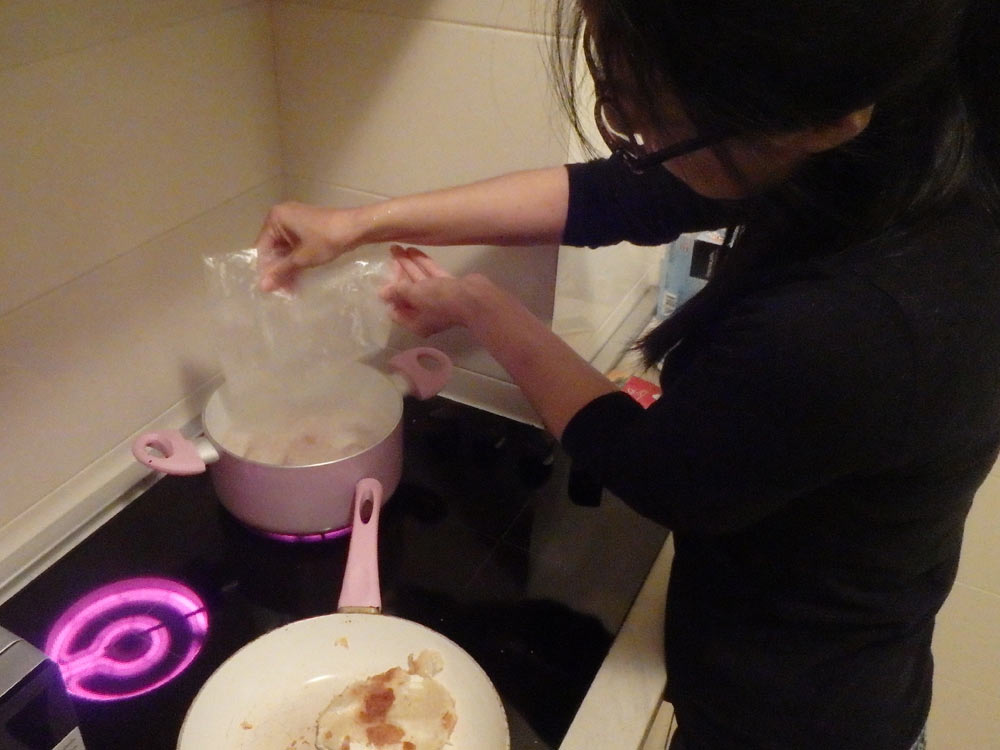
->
[338, 478, 384, 613]
[389, 347, 453, 400]
[131, 430, 207, 475]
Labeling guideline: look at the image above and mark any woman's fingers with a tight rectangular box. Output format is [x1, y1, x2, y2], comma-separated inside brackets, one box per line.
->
[256, 202, 355, 291]
[259, 257, 298, 292]
[381, 280, 430, 334]
[381, 246, 467, 338]
[391, 247, 426, 283]
[409, 250, 451, 278]
[389, 245, 453, 281]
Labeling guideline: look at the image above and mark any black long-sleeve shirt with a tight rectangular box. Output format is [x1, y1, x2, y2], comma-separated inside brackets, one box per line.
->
[560, 155, 1000, 749]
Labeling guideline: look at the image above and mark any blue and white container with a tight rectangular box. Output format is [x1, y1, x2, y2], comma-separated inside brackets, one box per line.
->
[656, 229, 726, 319]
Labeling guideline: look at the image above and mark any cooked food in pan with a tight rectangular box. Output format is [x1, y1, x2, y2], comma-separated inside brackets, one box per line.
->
[315, 650, 457, 750]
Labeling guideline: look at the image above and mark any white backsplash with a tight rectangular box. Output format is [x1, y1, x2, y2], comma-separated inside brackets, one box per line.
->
[0, 2, 282, 589]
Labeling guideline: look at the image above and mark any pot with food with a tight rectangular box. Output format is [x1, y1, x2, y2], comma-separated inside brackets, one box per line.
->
[131, 347, 452, 536]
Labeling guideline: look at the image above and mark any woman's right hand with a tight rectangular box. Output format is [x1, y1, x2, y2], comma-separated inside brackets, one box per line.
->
[379, 246, 478, 337]
[255, 202, 360, 291]
[380, 246, 615, 439]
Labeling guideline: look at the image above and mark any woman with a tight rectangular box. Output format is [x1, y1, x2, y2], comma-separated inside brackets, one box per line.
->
[256, 1, 1000, 747]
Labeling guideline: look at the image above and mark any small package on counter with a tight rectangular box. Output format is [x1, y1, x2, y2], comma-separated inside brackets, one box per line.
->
[607, 368, 662, 408]
[621, 376, 661, 408]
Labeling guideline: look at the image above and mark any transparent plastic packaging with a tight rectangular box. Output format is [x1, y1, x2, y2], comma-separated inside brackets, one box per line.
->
[202, 247, 393, 464]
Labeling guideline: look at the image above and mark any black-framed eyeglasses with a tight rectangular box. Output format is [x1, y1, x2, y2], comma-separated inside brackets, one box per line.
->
[594, 94, 723, 172]
[583, 28, 724, 173]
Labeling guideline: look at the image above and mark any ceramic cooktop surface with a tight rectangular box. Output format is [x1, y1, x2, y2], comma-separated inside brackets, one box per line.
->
[0, 397, 667, 749]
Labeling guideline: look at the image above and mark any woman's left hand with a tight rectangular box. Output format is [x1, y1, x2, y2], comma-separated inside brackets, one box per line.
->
[379, 245, 482, 337]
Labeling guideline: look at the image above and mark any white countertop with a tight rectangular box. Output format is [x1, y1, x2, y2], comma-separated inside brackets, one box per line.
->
[559, 535, 674, 750]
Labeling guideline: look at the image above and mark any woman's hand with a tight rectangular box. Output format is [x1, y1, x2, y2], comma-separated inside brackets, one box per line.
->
[380, 245, 615, 438]
[379, 245, 482, 337]
[255, 202, 361, 291]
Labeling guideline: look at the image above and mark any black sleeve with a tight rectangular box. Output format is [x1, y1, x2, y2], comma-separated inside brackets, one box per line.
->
[562, 153, 742, 248]
[560, 274, 918, 534]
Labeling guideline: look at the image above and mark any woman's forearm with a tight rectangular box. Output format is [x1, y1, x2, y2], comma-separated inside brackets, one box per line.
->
[460, 274, 616, 439]
[350, 167, 570, 248]
[257, 166, 570, 291]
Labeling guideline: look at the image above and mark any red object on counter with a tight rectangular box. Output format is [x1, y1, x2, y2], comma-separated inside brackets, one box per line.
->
[622, 376, 661, 408]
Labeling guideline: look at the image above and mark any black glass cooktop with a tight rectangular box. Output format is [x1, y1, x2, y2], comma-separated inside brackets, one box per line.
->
[0, 397, 667, 749]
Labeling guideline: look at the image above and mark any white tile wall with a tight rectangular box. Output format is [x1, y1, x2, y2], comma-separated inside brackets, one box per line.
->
[278, 0, 548, 33]
[928, 677, 1000, 750]
[273, 3, 564, 197]
[0, 0, 256, 69]
[934, 582, 1000, 702]
[928, 463, 1000, 748]
[955, 466, 1000, 591]
[0, 2, 282, 580]
[553, 243, 660, 362]
[0, 184, 281, 508]
[0, 3, 281, 316]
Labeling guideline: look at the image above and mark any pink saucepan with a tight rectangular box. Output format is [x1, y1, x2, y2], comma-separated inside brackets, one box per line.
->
[131, 347, 452, 536]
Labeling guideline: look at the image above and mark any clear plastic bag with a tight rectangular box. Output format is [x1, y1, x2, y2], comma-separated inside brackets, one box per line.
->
[202, 247, 393, 453]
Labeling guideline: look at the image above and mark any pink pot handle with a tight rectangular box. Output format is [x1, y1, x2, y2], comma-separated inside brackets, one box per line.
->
[131, 430, 208, 476]
[337, 478, 384, 613]
[388, 347, 453, 400]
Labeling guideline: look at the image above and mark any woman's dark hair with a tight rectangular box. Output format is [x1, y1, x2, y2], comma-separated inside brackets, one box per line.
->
[552, 0, 1000, 368]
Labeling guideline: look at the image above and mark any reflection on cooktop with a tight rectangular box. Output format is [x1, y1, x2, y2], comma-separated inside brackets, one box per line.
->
[391, 586, 611, 748]
[0, 397, 668, 750]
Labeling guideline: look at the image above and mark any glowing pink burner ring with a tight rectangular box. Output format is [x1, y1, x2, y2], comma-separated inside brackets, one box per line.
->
[45, 577, 208, 702]
[257, 524, 352, 543]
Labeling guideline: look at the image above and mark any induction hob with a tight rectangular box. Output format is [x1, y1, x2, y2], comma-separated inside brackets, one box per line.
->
[0, 396, 668, 749]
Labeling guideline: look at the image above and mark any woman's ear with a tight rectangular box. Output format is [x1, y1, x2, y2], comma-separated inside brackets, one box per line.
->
[799, 105, 875, 153]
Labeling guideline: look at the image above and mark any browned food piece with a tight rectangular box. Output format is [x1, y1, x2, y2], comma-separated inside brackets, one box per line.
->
[315, 651, 457, 750]
[366, 723, 405, 746]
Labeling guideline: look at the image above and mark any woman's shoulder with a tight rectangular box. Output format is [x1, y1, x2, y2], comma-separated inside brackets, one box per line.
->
[746, 199, 1000, 323]
[712, 199, 1000, 434]
[831, 198, 997, 276]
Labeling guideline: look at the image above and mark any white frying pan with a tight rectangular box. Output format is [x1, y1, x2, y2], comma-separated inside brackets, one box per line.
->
[177, 479, 509, 750]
